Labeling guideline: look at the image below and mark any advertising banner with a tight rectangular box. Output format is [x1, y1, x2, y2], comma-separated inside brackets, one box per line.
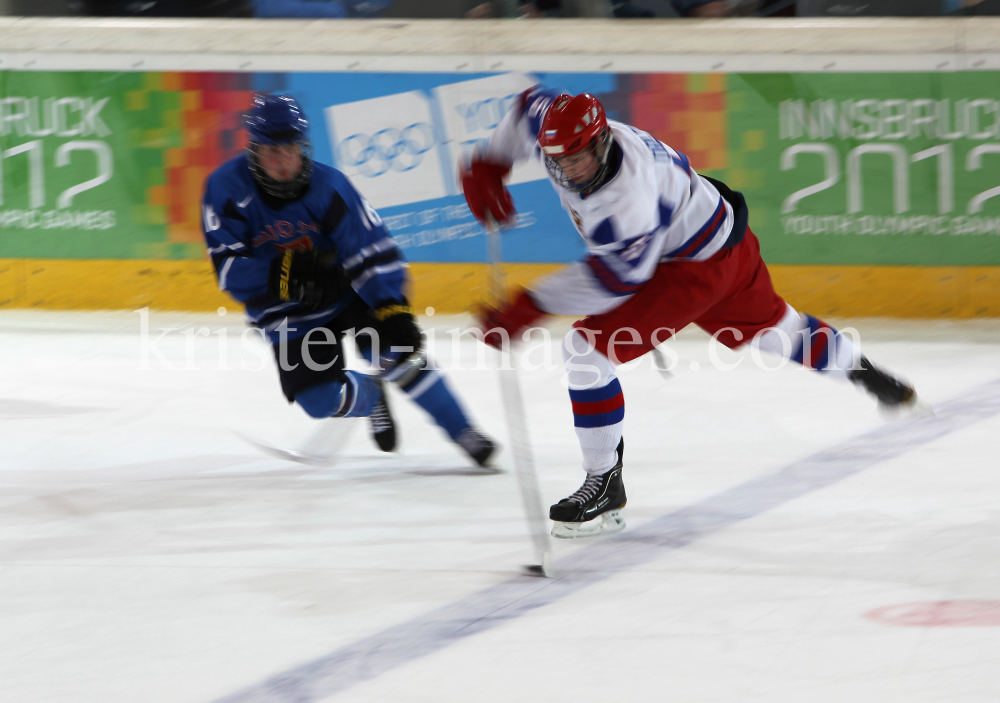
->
[729, 73, 1000, 265]
[0, 71, 255, 260]
[2, 70, 999, 267]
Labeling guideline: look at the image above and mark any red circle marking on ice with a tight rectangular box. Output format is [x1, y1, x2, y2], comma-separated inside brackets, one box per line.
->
[865, 600, 1000, 627]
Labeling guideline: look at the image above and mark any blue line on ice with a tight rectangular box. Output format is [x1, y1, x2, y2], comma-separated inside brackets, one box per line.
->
[211, 379, 1000, 703]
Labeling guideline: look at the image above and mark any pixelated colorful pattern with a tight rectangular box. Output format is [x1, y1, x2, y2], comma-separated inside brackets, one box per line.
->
[163, 73, 253, 246]
[626, 74, 728, 175]
[128, 72, 256, 252]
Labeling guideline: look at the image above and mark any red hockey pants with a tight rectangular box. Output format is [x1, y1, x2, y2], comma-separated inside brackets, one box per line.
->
[574, 229, 788, 364]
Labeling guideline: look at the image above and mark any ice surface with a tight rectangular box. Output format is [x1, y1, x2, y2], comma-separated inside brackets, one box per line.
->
[1, 309, 999, 703]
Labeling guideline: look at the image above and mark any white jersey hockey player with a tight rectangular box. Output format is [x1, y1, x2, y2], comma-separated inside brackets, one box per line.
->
[462, 87, 918, 539]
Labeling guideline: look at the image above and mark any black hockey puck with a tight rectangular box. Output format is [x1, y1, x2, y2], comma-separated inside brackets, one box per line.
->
[523, 564, 546, 577]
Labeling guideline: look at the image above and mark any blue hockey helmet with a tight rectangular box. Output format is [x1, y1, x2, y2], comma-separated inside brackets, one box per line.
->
[245, 94, 309, 145]
[244, 94, 314, 199]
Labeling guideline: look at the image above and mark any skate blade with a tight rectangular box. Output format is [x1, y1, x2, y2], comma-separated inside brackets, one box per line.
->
[551, 509, 625, 540]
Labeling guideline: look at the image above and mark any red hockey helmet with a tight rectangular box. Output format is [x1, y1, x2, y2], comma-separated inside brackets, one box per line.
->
[537, 93, 613, 194]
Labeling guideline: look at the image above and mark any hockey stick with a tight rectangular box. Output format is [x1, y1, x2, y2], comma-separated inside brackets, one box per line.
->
[236, 417, 360, 466]
[651, 346, 673, 381]
[485, 217, 555, 578]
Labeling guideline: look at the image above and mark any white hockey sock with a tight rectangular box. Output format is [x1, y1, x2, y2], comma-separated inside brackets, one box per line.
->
[754, 304, 860, 380]
[563, 329, 623, 475]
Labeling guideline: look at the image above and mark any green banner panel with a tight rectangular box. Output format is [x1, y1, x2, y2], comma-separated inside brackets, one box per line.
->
[0, 72, 171, 258]
[728, 72, 1000, 265]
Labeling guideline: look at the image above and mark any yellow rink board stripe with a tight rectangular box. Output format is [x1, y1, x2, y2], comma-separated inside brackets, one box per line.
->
[1, 259, 999, 319]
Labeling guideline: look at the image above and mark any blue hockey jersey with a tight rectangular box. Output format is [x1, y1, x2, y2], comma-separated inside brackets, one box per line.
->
[202, 155, 407, 342]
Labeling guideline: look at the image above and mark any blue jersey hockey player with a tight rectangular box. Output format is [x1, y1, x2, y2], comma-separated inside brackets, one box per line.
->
[202, 94, 496, 467]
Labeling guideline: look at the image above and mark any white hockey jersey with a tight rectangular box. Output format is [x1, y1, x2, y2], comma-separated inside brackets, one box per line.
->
[485, 87, 737, 317]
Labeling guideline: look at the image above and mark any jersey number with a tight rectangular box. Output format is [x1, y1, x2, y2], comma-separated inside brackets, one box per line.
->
[358, 197, 383, 230]
[203, 204, 221, 232]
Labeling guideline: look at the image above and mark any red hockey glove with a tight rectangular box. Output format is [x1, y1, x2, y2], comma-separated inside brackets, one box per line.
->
[476, 288, 546, 349]
[461, 158, 515, 226]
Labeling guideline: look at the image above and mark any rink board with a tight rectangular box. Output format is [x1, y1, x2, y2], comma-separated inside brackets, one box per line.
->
[1, 65, 999, 316]
[3, 259, 1000, 319]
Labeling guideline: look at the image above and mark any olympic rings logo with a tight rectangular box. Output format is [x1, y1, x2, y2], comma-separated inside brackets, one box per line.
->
[337, 123, 436, 178]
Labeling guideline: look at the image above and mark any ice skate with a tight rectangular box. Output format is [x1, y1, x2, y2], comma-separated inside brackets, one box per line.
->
[369, 381, 396, 452]
[848, 356, 923, 414]
[456, 427, 500, 471]
[550, 438, 627, 539]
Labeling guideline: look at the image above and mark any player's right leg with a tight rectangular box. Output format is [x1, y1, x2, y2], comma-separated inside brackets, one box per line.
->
[294, 373, 383, 419]
[273, 322, 396, 451]
[548, 328, 628, 539]
[545, 246, 740, 538]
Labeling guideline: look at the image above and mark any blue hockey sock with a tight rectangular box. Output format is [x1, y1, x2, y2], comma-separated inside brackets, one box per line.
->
[295, 371, 380, 419]
[356, 335, 473, 441]
[398, 367, 471, 441]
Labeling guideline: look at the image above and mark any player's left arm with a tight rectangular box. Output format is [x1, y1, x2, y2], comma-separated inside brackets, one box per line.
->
[331, 188, 407, 306]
